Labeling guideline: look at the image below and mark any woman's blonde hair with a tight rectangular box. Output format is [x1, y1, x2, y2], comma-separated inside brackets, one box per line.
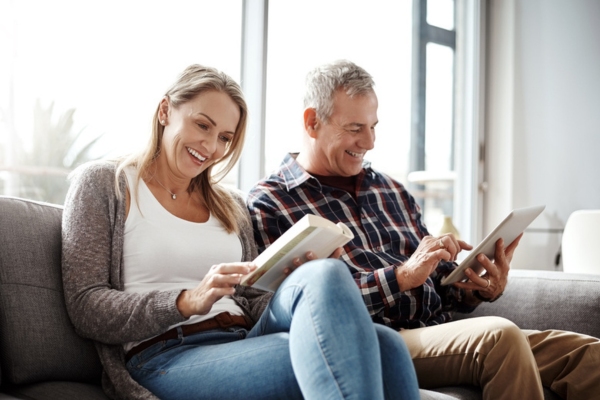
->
[116, 64, 248, 233]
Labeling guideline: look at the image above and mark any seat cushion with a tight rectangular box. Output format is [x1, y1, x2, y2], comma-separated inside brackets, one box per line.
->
[420, 388, 463, 399]
[0, 197, 102, 385]
[2, 381, 108, 400]
[427, 385, 561, 400]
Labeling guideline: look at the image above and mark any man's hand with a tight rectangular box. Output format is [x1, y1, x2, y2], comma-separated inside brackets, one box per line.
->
[283, 248, 343, 275]
[396, 234, 473, 292]
[454, 233, 523, 301]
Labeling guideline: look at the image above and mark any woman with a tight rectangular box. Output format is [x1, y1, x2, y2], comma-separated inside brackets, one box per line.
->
[61, 64, 419, 400]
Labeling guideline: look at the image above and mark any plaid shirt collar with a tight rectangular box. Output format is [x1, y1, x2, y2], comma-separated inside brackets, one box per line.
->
[280, 152, 374, 192]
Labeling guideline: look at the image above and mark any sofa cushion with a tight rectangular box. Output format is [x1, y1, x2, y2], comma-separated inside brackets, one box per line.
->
[432, 385, 561, 400]
[420, 389, 462, 399]
[0, 197, 102, 385]
[3, 381, 109, 400]
[456, 269, 600, 339]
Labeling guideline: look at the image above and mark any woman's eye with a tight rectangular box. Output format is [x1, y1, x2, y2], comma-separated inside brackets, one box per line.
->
[219, 135, 232, 143]
[198, 123, 209, 130]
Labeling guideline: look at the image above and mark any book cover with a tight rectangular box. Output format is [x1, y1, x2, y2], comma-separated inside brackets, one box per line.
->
[241, 214, 354, 292]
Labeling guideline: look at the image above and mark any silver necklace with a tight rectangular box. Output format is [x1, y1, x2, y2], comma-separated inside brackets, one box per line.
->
[154, 177, 178, 200]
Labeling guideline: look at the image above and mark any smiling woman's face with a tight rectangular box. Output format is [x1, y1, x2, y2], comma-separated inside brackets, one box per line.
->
[159, 90, 240, 180]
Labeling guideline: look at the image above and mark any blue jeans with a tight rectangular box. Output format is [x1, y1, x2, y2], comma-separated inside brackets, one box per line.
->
[127, 259, 419, 400]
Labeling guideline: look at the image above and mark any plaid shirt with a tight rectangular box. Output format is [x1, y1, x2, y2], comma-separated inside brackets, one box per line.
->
[247, 153, 475, 330]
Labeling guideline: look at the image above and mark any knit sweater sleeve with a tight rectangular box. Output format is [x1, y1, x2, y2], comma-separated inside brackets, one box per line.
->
[229, 188, 272, 322]
[230, 189, 259, 262]
[61, 162, 186, 345]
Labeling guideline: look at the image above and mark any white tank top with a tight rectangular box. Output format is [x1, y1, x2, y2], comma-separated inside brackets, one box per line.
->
[122, 167, 244, 351]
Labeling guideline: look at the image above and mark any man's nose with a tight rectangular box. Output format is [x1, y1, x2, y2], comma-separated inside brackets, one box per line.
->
[360, 130, 376, 150]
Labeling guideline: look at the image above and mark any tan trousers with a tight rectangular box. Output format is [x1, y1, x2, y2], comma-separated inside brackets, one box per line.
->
[399, 316, 600, 400]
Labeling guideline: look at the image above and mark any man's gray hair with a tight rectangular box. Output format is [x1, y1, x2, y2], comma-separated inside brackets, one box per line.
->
[303, 60, 375, 122]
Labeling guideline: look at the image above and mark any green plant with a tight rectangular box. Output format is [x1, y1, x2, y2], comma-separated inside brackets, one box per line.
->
[15, 100, 105, 204]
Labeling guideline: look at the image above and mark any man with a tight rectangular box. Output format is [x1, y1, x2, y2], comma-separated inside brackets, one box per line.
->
[247, 60, 599, 400]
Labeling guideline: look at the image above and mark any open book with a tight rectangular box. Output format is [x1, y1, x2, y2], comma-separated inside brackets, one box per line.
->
[240, 214, 354, 292]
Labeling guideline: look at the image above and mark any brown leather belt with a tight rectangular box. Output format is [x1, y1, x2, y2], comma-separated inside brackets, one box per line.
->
[125, 312, 249, 362]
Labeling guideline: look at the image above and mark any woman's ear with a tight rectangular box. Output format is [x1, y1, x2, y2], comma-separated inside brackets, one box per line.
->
[158, 97, 170, 124]
[303, 108, 319, 138]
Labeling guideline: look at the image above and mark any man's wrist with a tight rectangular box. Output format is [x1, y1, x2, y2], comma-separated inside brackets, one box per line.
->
[395, 265, 411, 292]
[473, 290, 503, 303]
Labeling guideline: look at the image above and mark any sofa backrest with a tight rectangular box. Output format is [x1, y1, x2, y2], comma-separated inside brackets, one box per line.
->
[456, 269, 600, 339]
[0, 196, 102, 386]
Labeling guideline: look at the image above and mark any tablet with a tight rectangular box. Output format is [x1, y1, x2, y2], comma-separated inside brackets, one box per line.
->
[440, 205, 545, 286]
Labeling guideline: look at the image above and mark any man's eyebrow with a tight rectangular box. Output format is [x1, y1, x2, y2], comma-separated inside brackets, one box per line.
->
[343, 121, 379, 127]
[344, 122, 365, 127]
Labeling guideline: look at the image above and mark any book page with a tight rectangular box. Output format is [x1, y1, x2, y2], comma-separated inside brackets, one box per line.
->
[242, 226, 317, 288]
[241, 215, 354, 291]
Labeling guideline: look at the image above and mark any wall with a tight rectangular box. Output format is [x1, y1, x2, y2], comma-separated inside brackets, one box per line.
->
[484, 0, 600, 270]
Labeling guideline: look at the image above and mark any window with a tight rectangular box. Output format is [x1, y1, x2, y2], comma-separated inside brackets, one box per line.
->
[408, 0, 458, 234]
[2, 0, 472, 233]
[265, 0, 413, 183]
[0, 0, 243, 204]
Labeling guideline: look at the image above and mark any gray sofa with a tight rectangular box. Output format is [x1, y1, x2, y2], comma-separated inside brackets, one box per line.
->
[1, 196, 599, 400]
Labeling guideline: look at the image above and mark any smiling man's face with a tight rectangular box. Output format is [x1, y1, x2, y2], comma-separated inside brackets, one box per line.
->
[311, 89, 378, 177]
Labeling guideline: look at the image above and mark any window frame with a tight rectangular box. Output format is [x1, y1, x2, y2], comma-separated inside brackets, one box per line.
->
[409, 0, 457, 205]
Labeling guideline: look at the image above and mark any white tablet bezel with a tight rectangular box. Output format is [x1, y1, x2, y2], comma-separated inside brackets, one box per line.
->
[440, 205, 546, 286]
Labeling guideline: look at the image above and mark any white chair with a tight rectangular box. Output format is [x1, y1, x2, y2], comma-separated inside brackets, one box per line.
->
[562, 210, 600, 274]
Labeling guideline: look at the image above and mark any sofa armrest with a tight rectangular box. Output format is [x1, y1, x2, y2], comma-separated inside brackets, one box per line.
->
[454, 269, 600, 338]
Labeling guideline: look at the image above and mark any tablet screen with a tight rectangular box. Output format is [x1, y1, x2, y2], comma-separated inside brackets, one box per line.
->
[440, 205, 545, 286]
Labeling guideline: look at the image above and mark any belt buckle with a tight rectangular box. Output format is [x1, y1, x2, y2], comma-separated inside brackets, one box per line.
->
[214, 312, 235, 328]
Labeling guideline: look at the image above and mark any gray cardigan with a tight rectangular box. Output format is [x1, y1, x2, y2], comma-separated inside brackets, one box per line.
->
[61, 161, 272, 400]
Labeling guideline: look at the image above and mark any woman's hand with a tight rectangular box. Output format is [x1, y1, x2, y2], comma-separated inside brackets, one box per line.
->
[176, 262, 257, 318]
[396, 234, 473, 292]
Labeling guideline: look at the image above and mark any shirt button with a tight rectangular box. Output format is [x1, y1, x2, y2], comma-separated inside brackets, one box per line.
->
[376, 246, 382, 252]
